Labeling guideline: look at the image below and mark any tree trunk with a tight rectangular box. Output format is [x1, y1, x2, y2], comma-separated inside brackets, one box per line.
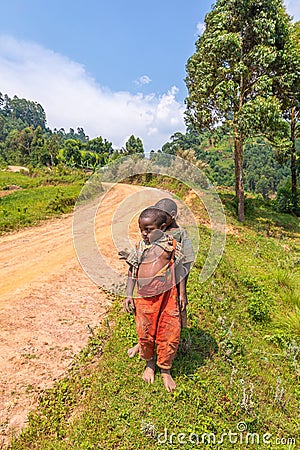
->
[290, 106, 297, 197]
[234, 128, 245, 222]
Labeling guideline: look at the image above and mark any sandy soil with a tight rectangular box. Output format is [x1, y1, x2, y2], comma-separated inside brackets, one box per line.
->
[0, 182, 152, 445]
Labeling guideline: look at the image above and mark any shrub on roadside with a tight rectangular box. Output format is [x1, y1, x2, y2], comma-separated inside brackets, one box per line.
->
[276, 183, 300, 216]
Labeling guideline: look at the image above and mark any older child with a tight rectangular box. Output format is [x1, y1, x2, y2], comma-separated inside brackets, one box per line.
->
[124, 207, 185, 392]
[127, 198, 194, 357]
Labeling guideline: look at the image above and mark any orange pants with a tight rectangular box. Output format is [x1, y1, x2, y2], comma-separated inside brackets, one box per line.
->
[135, 284, 181, 369]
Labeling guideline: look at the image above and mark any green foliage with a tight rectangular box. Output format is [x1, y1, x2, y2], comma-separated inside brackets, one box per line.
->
[46, 189, 77, 214]
[86, 136, 113, 155]
[0, 92, 46, 141]
[276, 182, 300, 215]
[0, 93, 129, 170]
[185, 0, 292, 135]
[124, 134, 144, 155]
[58, 139, 82, 167]
[247, 293, 271, 324]
[161, 131, 203, 155]
[241, 276, 271, 323]
[162, 131, 293, 197]
[185, 0, 298, 221]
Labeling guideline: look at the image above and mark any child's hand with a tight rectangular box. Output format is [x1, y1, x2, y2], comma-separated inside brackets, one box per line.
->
[118, 249, 130, 259]
[124, 296, 135, 313]
[179, 294, 188, 311]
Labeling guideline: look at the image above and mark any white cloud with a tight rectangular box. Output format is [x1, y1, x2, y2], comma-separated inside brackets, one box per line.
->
[284, 0, 300, 21]
[0, 36, 185, 151]
[196, 22, 206, 35]
[134, 75, 152, 86]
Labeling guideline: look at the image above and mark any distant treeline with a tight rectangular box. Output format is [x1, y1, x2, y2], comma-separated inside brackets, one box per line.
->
[0, 92, 299, 205]
[0, 93, 144, 170]
[160, 130, 295, 199]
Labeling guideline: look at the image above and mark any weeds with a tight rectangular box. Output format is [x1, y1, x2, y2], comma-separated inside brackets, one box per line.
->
[282, 290, 300, 308]
[242, 276, 271, 323]
[274, 377, 289, 409]
[275, 268, 296, 290]
[140, 420, 157, 439]
[239, 379, 255, 415]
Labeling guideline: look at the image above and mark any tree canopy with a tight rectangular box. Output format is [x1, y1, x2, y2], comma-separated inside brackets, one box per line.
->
[0, 93, 47, 140]
[0, 94, 144, 171]
[185, 0, 299, 220]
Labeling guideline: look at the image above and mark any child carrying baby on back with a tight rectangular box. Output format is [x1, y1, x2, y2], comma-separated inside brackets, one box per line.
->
[124, 206, 187, 391]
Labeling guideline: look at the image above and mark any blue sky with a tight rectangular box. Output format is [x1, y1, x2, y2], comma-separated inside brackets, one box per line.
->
[0, 1, 299, 151]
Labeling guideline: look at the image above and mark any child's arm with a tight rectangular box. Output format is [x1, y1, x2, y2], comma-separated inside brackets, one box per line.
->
[176, 261, 188, 311]
[183, 262, 191, 288]
[178, 275, 188, 311]
[124, 266, 136, 313]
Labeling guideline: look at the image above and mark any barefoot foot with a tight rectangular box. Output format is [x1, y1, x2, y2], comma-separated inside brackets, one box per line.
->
[142, 359, 155, 384]
[161, 369, 176, 392]
[127, 343, 139, 358]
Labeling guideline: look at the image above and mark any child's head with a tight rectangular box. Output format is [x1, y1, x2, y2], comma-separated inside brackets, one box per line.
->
[154, 198, 178, 227]
[138, 207, 168, 243]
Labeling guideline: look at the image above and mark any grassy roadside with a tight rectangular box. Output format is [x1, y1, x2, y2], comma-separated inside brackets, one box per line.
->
[7, 185, 300, 450]
[0, 170, 88, 233]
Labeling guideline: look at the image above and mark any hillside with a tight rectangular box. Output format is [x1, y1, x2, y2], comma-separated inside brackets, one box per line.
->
[6, 182, 300, 450]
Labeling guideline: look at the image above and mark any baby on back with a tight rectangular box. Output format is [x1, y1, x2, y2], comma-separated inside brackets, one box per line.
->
[126, 209, 178, 297]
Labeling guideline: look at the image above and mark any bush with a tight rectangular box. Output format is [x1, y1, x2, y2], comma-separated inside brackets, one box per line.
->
[248, 293, 270, 323]
[46, 189, 77, 213]
[242, 276, 271, 323]
[276, 183, 300, 215]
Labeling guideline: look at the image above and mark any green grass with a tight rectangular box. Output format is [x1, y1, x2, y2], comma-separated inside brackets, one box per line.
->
[0, 169, 89, 233]
[0, 169, 88, 190]
[0, 184, 83, 232]
[0, 171, 41, 189]
[7, 190, 300, 450]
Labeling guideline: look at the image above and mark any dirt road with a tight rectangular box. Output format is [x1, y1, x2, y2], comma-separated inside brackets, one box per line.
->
[0, 182, 164, 444]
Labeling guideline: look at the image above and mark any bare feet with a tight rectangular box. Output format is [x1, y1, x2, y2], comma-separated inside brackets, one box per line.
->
[127, 343, 139, 358]
[142, 359, 155, 384]
[161, 369, 176, 392]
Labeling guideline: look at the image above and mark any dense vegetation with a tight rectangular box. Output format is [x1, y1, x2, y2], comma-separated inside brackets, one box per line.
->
[1, 92, 299, 216]
[161, 131, 292, 196]
[0, 93, 144, 171]
[1, 3, 300, 221]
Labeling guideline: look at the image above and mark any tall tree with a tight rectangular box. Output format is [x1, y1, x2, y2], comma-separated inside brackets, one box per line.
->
[185, 0, 293, 221]
[124, 135, 144, 156]
[60, 139, 82, 167]
[86, 136, 113, 155]
[30, 126, 46, 166]
[273, 21, 300, 210]
[0, 93, 47, 142]
[45, 133, 63, 166]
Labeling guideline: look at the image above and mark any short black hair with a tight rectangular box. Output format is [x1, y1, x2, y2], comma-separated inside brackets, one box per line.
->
[139, 207, 168, 227]
[154, 198, 177, 216]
